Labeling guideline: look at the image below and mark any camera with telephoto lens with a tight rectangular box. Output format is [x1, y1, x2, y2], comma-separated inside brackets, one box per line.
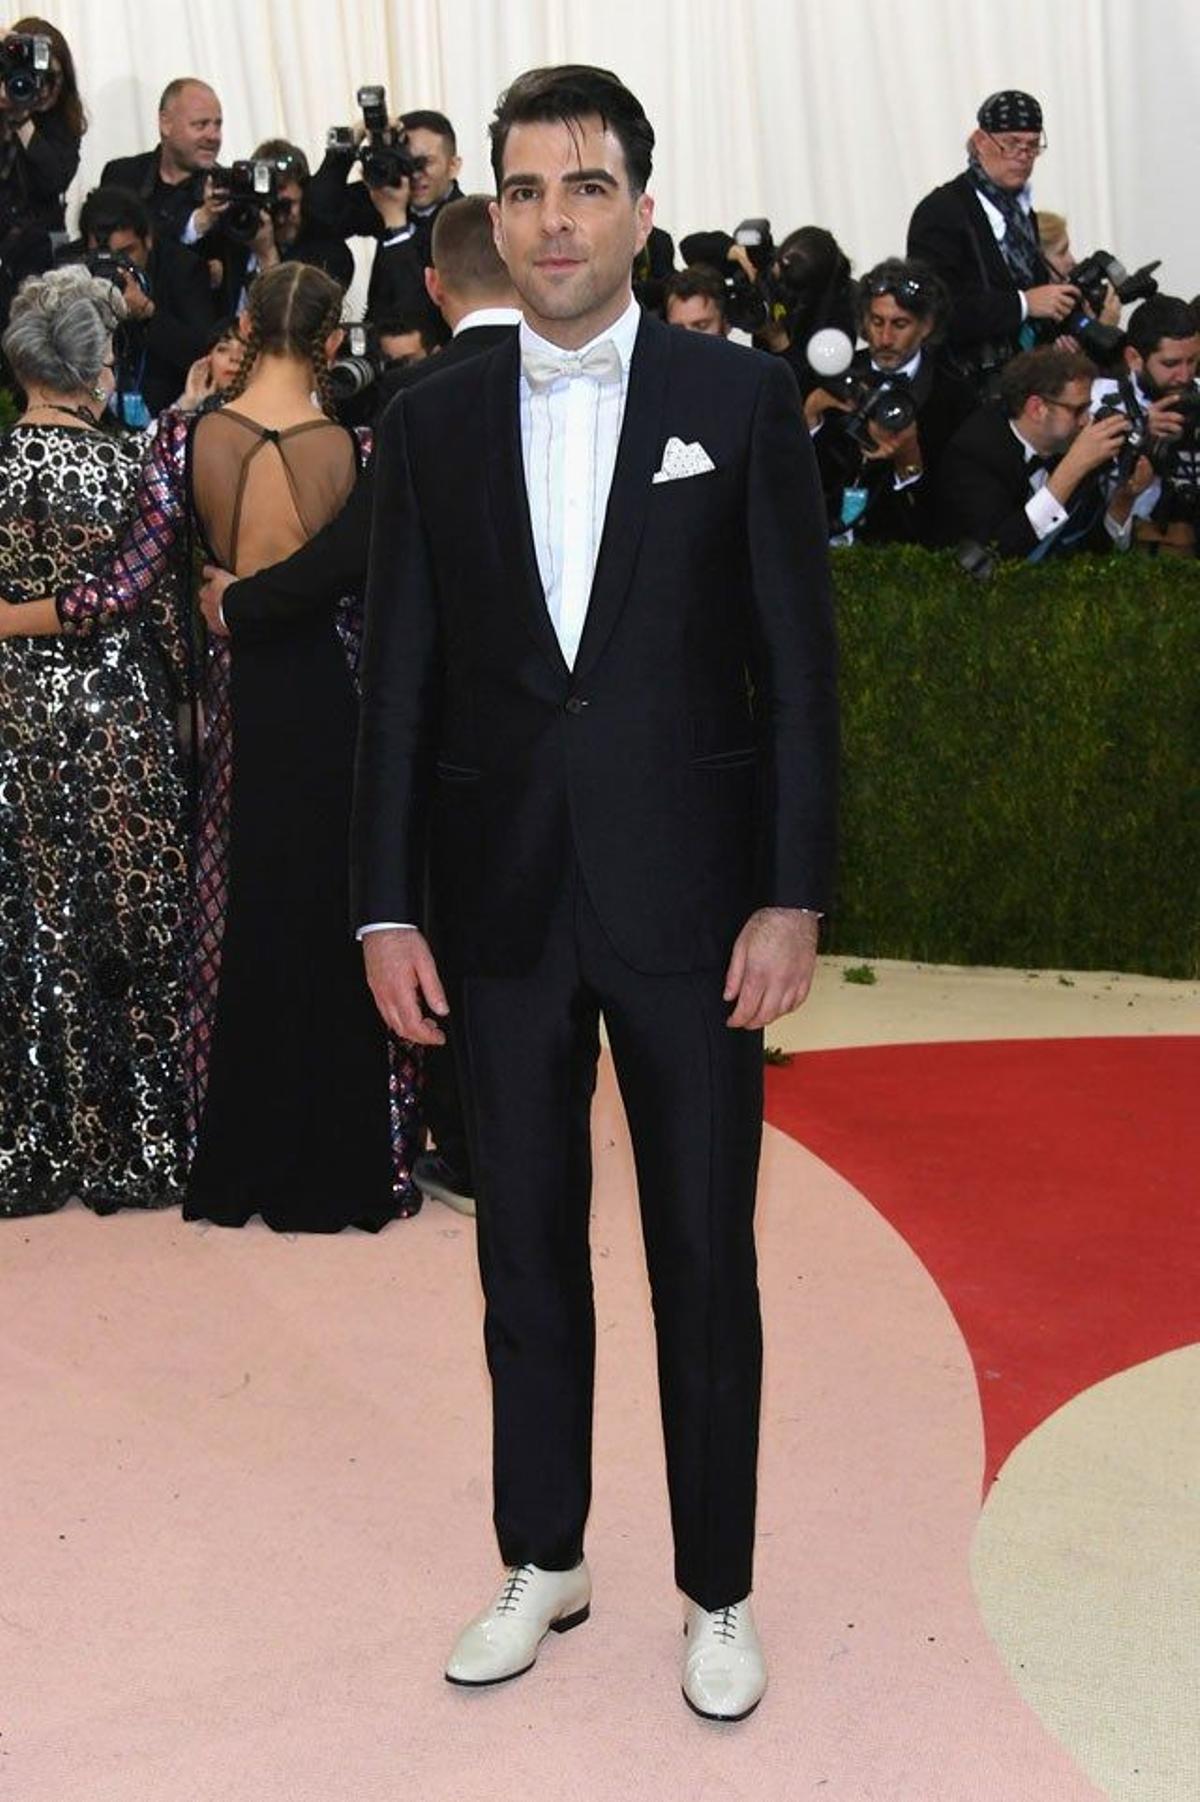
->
[0, 31, 51, 108]
[354, 86, 426, 190]
[721, 218, 773, 333]
[1049, 249, 1161, 361]
[806, 327, 918, 448]
[330, 320, 383, 401]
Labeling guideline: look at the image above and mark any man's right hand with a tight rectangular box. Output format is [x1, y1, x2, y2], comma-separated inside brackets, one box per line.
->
[370, 177, 411, 231]
[1146, 394, 1188, 440]
[803, 387, 853, 431]
[1024, 282, 1080, 323]
[1048, 409, 1130, 501]
[363, 927, 448, 1046]
[190, 173, 230, 240]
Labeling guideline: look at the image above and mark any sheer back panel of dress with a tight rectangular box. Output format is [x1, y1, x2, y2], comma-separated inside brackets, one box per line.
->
[191, 409, 358, 577]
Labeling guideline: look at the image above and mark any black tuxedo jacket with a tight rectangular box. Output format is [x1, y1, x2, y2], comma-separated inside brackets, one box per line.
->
[937, 403, 1042, 555]
[352, 311, 838, 977]
[907, 172, 1037, 361]
[938, 403, 1112, 559]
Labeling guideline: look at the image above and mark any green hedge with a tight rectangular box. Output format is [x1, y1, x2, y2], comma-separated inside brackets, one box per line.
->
[826, 546, 1200, 979]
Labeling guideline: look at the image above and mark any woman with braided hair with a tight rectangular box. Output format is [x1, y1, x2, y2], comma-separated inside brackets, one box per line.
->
[0, 261, 423, 1231]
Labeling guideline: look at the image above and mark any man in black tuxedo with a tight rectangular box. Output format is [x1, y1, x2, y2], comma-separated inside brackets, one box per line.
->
[806, 257, 975, 545]
[353, 65, 837, 1721]
[938, 344, 1149, 558]
[907, 90, 1079, 392]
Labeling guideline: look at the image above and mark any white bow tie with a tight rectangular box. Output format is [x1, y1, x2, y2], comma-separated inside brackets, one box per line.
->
[521, 338, 623, 391]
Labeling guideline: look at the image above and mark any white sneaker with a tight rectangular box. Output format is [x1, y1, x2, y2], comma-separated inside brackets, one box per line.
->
[444, 1560, 592, 1686]
[681, 1595, 767, 1720]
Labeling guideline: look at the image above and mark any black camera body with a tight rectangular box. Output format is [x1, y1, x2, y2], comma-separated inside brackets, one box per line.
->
[354, 86, 426, 191]
[0, 31, 51, 109]
[86, 246, 152, 300]
[209, 159, 289, 245]
[837, 373, 918, 450]
[1049, 250, 1161, 362]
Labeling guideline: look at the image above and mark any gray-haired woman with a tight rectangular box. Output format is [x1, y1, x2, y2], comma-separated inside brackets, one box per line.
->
[0, 265, 189, 1216]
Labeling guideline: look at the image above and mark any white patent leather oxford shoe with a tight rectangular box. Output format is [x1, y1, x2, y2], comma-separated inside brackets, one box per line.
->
[444, 1560, 592, 1687]
[681, 1596, 767, 1721]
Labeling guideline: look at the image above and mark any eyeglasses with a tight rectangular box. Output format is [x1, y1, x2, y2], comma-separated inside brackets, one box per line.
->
[1036, 395, 1091, 420]
[984, 131, 1048, 162]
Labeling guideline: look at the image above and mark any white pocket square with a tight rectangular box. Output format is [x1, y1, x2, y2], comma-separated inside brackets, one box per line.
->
[652, 437, 716, 483]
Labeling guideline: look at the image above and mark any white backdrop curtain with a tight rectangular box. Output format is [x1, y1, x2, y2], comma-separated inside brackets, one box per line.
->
[24, 0, 1200, 305]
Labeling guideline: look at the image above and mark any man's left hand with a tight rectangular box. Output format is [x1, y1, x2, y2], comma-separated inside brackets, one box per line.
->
[724, 906, 820, 1030]
[199, 564, 235, 636]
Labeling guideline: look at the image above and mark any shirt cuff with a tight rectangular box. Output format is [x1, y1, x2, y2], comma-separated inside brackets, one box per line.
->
[892, 467, 923, 491]
[181, 212, 201, 246]
[1026, 485, 1068, 541]
[356, 922, 418, 940]
[1103, 509, 1133, 549]
[1018, 291, 1029, 322]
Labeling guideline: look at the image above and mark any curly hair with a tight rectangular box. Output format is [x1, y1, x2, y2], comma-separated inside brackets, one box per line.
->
[2, 264, 126, 394]
[224, 262, 344, 416]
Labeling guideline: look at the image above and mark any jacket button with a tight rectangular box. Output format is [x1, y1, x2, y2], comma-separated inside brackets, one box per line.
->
[564, 697, 590, 714]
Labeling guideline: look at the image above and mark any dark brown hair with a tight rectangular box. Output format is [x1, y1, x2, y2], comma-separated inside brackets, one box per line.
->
[664, 265, 727, 316]
[12, 16, 86, 139]
[1000, 346, 1097, 417]
[489, 65, 653, 196]
[430, 194, 511, 295]
[226, 263, 344, 417]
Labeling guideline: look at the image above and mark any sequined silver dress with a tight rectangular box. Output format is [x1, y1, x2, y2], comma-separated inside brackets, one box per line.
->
[0, 424, 190, 1215]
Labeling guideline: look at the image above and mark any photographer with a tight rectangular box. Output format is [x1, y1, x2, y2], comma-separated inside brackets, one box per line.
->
[664, 265, 729, 336]
[1091, 295, 1200, 555]
[76, 185, 213, 421]
[806, 259, 975, 546]
[308, 100, 462, 339]
[908, 91, 1080, 394]
[938, 344, 1151, 560]
[207, 141, 354, 316]
[751, 226, 855, 396]
[101, 77, 222, 248]
[0, 18, 85, 314]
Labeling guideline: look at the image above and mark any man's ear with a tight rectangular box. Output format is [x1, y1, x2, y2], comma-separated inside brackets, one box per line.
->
[425, 264, 445, 310]
[634, 189, 654, 256]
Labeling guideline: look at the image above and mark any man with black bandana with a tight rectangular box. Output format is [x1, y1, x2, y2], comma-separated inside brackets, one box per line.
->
[907, 90, 1079, 394]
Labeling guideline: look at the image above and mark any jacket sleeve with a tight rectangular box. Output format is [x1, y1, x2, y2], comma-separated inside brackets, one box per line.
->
[745, 356, 840, 912]
[907, 189, 1025, 349]
[19, 114, 80, 201]
[350, 394, 442, 930]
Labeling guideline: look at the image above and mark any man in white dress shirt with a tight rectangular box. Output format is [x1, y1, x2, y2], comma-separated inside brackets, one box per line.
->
[353, 64, 837, 1721]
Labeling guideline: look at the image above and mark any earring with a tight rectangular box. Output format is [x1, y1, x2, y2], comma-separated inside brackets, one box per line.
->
[90, 385, 105, 402]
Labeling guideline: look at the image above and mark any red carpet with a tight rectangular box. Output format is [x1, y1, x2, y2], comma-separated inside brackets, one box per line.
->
[765, 1036, 1200, 1484]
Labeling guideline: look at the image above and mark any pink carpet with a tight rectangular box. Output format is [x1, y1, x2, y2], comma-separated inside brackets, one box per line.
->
[1, 1059, 1105, 1800]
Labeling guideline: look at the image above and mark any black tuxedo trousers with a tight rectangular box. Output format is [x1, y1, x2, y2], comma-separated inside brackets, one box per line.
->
[453, 853, 764, 1610]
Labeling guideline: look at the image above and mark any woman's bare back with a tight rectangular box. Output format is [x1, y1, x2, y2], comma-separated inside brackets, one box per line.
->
[191, 404, 358, 577]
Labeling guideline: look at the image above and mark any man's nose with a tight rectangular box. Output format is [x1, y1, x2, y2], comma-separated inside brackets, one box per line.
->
[539, 197, 574, 235]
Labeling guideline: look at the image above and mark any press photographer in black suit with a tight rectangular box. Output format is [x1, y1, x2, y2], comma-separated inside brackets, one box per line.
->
[77, 184, 213, 418]
[939, 344, 1152, 559]
[805, 258, 975, 545]
[101, 77, 223, 247]
[908, 91, 1079, 394]
[308, 105, 463, 339]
